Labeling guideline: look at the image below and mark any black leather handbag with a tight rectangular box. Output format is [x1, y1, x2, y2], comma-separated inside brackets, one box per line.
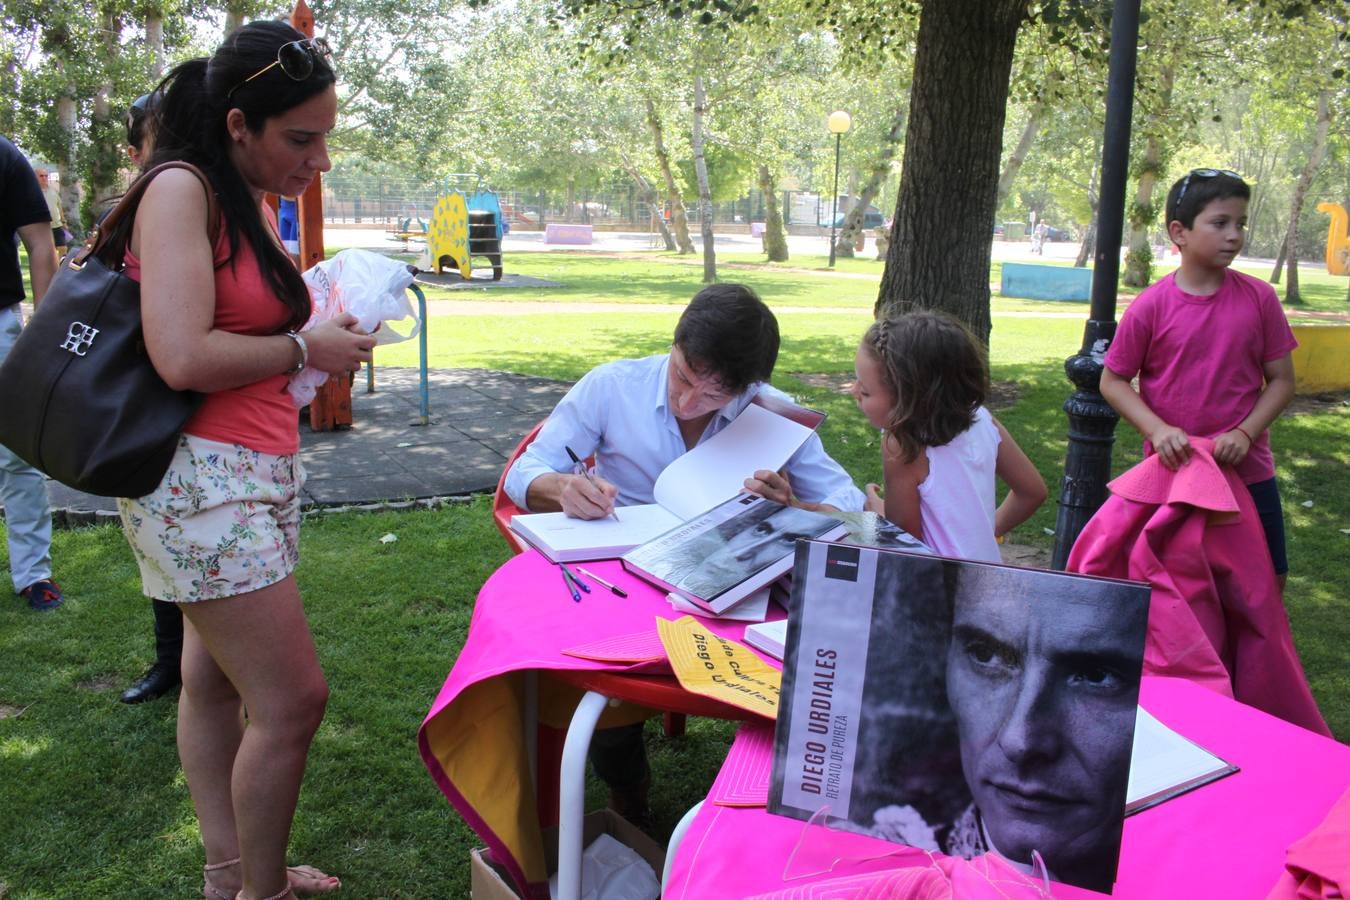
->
[0, 161, 217, 498]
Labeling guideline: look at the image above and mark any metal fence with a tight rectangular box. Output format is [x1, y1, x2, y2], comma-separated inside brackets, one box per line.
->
[318, 175, 833, 230]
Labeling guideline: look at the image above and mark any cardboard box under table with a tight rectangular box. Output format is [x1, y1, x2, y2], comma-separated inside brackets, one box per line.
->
[471, 810, 664, 900]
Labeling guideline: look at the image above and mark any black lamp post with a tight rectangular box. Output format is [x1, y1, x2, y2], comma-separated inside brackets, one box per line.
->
[1051, 0, 1141, 569]
[827, 110, 851, 267]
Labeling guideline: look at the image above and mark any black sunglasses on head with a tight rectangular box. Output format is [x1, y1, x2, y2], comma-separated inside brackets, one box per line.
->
[1176, 168, 1242, 205]
[227, 37, 333, 100]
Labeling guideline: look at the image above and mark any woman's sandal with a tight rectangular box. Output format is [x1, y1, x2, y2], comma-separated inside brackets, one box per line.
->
[237, 890, 295, 900]
[203, 858, 339, 899]
[203, 857, 242, 900]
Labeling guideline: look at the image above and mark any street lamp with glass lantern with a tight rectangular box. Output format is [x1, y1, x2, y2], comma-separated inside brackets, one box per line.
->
[827, 110, 851, 267]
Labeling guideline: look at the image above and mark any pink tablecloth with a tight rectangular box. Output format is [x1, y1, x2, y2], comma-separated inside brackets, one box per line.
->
[417, 551, 774, 899]
[666, 676, 1350, 898]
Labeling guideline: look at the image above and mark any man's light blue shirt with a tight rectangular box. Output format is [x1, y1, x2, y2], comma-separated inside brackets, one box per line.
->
[504, 354, 865, 513]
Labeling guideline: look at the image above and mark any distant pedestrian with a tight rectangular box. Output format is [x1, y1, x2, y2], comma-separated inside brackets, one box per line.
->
[34, 165, 68, 257]
[1032, 220, 1048, 255]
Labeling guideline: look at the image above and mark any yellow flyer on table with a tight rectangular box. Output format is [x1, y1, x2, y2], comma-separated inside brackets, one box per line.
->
[656, 615, 780, 718]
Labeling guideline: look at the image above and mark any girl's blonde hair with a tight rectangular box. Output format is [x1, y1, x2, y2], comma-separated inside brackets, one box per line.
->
[862, 311, 989, 464]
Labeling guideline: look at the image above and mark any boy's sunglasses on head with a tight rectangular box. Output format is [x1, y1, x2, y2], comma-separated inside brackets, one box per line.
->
[228, 37, 333, 100]
[1176, 167, 1242, 204]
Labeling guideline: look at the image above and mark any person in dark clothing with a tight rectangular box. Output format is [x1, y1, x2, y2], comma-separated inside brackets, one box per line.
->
[0, 135, 63, 613]
[117, 90, 184, 705]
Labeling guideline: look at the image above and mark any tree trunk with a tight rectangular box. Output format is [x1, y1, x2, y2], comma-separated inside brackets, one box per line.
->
[225, 4, 247, 35]
[86, 11, 123, 220]
[56, 92, 79, 236]
[836, 105, 907, 258]
[996, 72, 1057, 208]
[1280, 90, 1331, 306]
[1270, 232, 1286, 284]
[692, 74, 716, 284]
[876, 0, 1029, 343]
[645, 98, 695, 254]
[621, 155, 676, 250]
[146, 14, 166, 77]
[759, 165, 789, 262]
[1074, 158, 1101, 268]
[1123, 62, 1175, 288]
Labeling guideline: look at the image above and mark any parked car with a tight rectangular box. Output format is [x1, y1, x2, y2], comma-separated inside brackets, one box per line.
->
[993, 223, 1005, 237]
[1043, 225, 1073, 241]
[832, 206, 887, 229]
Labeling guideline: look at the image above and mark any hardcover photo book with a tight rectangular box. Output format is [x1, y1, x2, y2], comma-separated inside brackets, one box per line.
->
[621, 493, 847, 615]
[769, 542, 1153, 894]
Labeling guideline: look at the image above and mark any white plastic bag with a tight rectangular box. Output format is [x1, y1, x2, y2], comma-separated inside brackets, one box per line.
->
[289, 250, 422, 407]
[547, 833, 660, 900]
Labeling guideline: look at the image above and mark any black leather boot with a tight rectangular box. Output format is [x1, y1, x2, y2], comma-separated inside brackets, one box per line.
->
[120, 600, 183, 704]
[119, 661, 181, 704]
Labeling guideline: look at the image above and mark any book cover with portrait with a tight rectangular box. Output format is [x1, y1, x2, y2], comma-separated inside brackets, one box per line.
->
[621, 492, 846, 614]
[769, 542, 1151, 894]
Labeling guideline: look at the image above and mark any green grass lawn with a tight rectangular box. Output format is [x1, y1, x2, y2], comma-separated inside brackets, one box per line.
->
[2, 250, 1347, 898]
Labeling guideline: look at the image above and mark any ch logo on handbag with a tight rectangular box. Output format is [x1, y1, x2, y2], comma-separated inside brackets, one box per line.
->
[60, 321, 100, 356]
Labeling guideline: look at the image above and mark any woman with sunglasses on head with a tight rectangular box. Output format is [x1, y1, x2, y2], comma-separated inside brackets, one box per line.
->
[119, 20, 373, 900]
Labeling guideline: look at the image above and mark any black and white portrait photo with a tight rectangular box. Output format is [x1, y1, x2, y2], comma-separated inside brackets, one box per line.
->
[624, 493, 843, 605]
[771, 543, 1150, 894]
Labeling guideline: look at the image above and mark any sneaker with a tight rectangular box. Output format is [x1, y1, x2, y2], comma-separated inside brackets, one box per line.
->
[19, 579, 64, 612]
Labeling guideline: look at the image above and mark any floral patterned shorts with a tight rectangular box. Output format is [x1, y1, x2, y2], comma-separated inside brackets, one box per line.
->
[117, 434, 305, 603]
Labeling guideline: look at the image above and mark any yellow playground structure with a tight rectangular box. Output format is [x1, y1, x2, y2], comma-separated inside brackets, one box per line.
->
[1316, 202, 1350, 276]
[425, 174, 505, 281]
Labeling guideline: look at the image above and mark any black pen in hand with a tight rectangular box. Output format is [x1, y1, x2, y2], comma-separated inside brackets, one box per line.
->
[564, 445, 620, 522]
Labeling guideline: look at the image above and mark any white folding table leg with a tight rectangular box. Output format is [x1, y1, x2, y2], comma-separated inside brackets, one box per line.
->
[662, 800, 705, 894]
[557, 689, 611, 900]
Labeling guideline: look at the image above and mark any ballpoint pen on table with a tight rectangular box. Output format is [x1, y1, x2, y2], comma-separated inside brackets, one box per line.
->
[558, 565, 581, 602]
[560, 564, 591, 593]
[564, 445, 621, 522]
[574, 566, 628, 598]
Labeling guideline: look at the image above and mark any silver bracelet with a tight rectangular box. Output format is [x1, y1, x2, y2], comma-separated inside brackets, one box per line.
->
[284, 331, 309, 375]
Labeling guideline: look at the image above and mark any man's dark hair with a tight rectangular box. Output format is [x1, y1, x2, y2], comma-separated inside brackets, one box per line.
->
[1165, 170, 1250, 230]
[672, 283, 779, 395]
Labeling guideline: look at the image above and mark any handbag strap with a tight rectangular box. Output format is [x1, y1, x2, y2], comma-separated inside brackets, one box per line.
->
[76, 161, 221, 270]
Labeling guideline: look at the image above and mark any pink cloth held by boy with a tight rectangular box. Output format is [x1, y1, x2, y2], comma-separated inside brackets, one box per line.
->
[1067, 438, 1329, 737]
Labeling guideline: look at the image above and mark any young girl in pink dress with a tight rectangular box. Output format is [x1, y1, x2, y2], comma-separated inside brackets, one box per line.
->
[852, 311, 1047, 562]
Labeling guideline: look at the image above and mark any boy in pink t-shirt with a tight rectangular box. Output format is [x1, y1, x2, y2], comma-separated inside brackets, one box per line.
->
[1101, 169, 1297, 585]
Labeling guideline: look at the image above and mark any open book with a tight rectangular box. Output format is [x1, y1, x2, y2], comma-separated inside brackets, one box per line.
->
[509, 395, 826, 562]
[1126, 707, 1237, 813]
[621, 493, 848, 615]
